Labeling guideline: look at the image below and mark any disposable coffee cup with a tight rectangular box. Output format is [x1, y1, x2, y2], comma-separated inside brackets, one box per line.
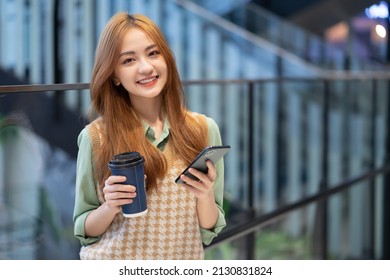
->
[108, 152, 147, 217]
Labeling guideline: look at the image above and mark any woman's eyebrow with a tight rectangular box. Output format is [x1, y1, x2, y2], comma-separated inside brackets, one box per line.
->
[119, 44, 157, 57]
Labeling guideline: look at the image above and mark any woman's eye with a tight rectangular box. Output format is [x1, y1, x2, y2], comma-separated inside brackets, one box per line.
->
[123, 57, 135, 64]
[149, 50, 160, 57]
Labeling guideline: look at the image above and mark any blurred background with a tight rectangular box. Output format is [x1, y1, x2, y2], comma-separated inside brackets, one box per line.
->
[0, 0, 390, 260]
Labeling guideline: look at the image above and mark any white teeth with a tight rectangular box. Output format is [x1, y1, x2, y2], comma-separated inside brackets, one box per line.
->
[138, 76, 157, 84]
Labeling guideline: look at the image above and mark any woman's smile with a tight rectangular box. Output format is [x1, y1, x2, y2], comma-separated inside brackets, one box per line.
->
[137, 75, 159, 87]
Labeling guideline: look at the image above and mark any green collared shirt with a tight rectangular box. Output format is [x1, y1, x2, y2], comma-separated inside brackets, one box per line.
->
[142, 119, 170, 150]
[73, 116, 226, 247]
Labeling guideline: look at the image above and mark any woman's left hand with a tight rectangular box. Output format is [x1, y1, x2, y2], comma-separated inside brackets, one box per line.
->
[179, 160, 216, 201]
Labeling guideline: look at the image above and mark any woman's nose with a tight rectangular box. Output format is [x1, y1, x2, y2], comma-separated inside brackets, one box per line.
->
[138, 59, 153, 74]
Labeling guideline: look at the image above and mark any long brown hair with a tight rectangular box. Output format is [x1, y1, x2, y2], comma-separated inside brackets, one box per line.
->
[88, 12, 207, 191]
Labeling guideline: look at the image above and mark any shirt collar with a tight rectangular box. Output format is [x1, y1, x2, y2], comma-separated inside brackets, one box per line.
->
[141, 118, 170, 148]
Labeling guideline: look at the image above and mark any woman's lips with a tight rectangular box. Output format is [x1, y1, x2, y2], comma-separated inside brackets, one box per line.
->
[137, 76, 158, 86]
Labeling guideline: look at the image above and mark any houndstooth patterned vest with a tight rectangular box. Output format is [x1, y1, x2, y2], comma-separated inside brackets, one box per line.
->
[80, 114, 208, 260]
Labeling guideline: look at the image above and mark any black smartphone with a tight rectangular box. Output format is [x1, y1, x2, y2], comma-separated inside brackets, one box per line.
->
[175, 145, 231, 184]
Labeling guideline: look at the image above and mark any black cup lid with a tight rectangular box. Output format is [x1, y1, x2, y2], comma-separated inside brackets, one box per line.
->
[109, 152, 144, 165]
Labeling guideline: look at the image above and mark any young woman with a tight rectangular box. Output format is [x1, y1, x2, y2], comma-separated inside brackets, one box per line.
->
[73, 12, 226, 260]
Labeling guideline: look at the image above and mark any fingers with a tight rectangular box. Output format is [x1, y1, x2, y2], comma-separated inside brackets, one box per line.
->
[104, 176, 136, 192]
[103, 175, 137, 207]
[104, 187, 136, 200]
[205, 160, 217, 181]
[178, 160, 216, 198]
[105, 175, 126, 185]
[185, 160, 216, 184]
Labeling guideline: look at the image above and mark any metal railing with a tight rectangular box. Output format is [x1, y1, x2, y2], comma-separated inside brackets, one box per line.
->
[1, 73, 390, 259]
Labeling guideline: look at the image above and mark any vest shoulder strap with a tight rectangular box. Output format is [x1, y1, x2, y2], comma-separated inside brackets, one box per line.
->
[86, 117, 104, 160]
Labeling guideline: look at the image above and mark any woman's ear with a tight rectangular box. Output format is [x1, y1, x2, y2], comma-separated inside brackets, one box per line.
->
[112, 75, 120, 86]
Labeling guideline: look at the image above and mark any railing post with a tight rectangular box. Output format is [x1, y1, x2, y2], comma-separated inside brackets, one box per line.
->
[312, 79, 330, 259]
[368, 79, 377, 258]
[246, 81, 256, 260]
[321, 78, 329, 259]
[383, 3, 390, 259]
[383, 79, 390, 259]
[53, 0, 64, 121]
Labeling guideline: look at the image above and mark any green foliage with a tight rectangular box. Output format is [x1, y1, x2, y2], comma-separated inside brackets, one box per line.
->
[38, 187, 62, 242]
[205, 242, 238, 260]
[222, 195, 232, 215]
[255, 230, 311, 259]
[37, 187, 79, 247]
[205, 229, 311, 260]
[0, 116, 19, 143]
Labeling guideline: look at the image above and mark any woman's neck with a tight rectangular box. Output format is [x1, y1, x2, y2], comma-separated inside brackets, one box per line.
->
[131, 96, 165, 138]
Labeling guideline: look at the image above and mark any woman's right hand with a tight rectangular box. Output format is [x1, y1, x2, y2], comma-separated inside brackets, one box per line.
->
[102, 175, 137, 214]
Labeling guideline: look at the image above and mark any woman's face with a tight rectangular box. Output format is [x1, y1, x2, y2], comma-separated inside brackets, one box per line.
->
[114, 28, 168, 100]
